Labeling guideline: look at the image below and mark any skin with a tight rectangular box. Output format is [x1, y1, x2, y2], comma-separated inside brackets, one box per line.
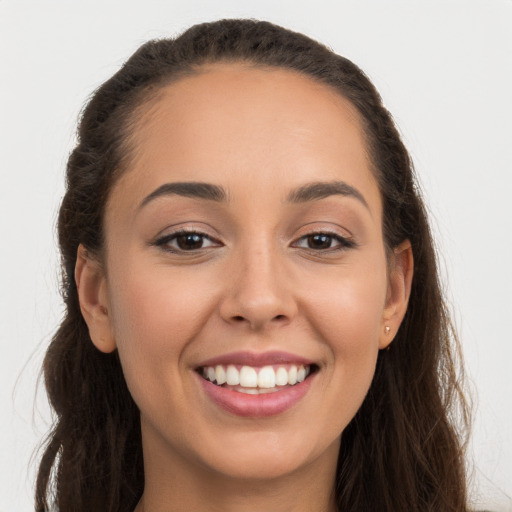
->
[76, 64, 413, 512]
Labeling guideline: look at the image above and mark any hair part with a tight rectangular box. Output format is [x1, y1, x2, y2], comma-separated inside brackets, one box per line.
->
[36, 18, 470, 512]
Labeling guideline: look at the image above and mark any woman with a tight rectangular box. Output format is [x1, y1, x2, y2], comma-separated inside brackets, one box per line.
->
[36, 18, 469, 512]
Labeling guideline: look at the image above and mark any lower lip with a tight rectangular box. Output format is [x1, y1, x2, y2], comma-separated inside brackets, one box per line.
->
[197, 373, 314, 418]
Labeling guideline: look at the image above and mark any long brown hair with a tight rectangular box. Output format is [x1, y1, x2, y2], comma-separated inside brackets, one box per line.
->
[36, 19, 470, 511]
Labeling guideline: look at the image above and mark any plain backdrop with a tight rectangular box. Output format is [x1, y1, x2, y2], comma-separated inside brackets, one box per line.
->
[1, 1, 511, 510]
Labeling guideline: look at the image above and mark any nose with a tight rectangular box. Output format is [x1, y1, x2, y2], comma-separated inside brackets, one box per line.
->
[219, 243, 298, 331]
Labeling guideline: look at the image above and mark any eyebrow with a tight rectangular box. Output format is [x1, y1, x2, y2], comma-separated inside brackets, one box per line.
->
[139, 182, 228, 209]
[138, 180, 368, 210]
[286, 181, 369, 209]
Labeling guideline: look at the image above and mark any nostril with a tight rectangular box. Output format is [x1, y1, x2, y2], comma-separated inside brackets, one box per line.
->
[233, 315, 245, 322]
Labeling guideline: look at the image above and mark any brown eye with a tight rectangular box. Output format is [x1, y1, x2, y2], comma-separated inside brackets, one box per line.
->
[306, 234, 334, 249]
[293, 232, 355, 252]
[155, 231, 220, 253]
[176, 233, 205, 250]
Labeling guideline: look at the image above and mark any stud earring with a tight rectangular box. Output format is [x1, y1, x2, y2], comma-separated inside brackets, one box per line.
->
[384, 325, 392, 351]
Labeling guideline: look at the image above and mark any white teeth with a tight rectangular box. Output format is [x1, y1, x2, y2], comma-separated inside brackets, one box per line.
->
[201, 363, 312, 389]
[239, 366, 258, 387]
[288, 365, 298, 385]
[258, 366, 276, 388]
[215, 365, 226, 385]
[238, 388, 259, 394]
[276, 367, 288, 386]
[226, 365, 240, 385]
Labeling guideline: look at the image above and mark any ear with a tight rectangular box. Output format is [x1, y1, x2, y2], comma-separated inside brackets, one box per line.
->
[75, 244, 116, 353]
[379, 240, 414, 349]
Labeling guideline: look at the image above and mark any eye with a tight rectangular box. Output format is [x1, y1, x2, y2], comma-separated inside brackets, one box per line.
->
[155, 230, 221, 252]
[293, 232, 355, 251]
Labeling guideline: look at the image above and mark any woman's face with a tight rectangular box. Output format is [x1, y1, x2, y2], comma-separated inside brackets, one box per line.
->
[79, 64, 411, 483]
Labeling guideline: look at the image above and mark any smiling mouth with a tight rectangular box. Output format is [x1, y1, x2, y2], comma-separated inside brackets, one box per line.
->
[197, 364, 316, 394]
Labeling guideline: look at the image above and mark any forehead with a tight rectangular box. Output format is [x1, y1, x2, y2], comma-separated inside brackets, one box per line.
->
[110, 63, 380, 217]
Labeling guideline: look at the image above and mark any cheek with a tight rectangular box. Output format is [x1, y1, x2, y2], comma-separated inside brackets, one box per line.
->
[108, 258, 213, 342]
[307, 260, 388, 351]
[105, 259, 216, 399]
[302, 256, 387, 414]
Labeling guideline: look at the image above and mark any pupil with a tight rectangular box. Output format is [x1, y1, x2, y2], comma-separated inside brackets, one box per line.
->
[177, 233, 203, 250]
[308, 234, 331, 249]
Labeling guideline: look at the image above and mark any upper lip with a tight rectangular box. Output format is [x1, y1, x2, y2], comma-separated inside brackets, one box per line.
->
[195, 350, 315, 368]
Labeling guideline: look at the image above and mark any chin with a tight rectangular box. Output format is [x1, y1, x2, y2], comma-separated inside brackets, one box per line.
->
[194, 429, 339, 482]
[205, 453, 311, 482]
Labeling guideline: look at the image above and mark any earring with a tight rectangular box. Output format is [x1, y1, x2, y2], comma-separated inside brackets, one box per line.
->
[384, 325, 392, 351]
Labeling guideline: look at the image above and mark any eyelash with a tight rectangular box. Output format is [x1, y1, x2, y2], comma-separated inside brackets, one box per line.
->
[292, 232, 356, 252]
[154, 229, 221, 253]
[154, 229, 356, 253]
